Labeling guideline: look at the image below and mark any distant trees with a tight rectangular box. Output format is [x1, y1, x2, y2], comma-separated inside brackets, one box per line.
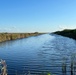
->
[34, 32, 39, 34]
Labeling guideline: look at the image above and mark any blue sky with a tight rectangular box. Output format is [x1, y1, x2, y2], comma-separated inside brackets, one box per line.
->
[0, 0, 76, 32]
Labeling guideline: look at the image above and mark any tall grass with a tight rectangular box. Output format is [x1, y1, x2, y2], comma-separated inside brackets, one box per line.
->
[0, 59, 7, 75]
[0, 33, 43, 42]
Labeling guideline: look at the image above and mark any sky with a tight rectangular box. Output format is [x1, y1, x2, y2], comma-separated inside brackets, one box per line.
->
[0, 0, 76, 33]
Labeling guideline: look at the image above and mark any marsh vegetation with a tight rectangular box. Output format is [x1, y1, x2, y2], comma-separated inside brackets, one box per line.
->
[0, 32, 42, 42]
[54, 29, 76, 40]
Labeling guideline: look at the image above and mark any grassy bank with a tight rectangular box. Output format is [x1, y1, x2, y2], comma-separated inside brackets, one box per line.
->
[0, 32, 43, 42]
[53, 29, 76, 40]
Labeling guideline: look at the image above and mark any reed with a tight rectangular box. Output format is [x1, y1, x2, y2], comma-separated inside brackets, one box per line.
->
[0, 59, 7, 75]
[62, 57, 67, 75]
[0, 33, 43, 42]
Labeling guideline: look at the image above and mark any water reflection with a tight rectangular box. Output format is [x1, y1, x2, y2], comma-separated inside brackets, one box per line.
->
[0, 34, 76, 75]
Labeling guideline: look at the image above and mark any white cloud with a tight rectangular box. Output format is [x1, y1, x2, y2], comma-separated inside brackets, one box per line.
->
[0, 26, 20, 33]
[58, 25, 76, 31]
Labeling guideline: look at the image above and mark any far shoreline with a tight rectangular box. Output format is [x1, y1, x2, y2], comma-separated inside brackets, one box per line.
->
[0, 32, 44, 43]
[53, 29, 76, 40]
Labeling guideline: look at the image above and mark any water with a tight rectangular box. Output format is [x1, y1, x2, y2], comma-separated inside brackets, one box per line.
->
[0, 34, 76, 75]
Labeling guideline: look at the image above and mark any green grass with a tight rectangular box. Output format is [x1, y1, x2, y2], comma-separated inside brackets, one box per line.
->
[53, 29, 76, 40]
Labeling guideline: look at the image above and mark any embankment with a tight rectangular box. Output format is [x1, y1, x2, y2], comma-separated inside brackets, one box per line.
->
[53, 29, 76, 40]
[0, 33, 43, 42]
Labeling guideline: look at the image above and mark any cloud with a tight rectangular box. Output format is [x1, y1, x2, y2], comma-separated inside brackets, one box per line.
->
[11, 26, 17, 29]
[0, 26, 20, 32]
[58, 25, 76, 31]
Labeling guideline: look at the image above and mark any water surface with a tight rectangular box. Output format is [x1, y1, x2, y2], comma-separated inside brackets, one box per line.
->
[0, 34, 76, 75]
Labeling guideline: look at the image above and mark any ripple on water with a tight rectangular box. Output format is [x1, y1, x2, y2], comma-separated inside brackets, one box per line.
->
[0, 34, 76, 75]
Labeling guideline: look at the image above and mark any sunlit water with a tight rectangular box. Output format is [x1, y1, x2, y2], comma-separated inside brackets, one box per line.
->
[0, 34, 76, 75]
